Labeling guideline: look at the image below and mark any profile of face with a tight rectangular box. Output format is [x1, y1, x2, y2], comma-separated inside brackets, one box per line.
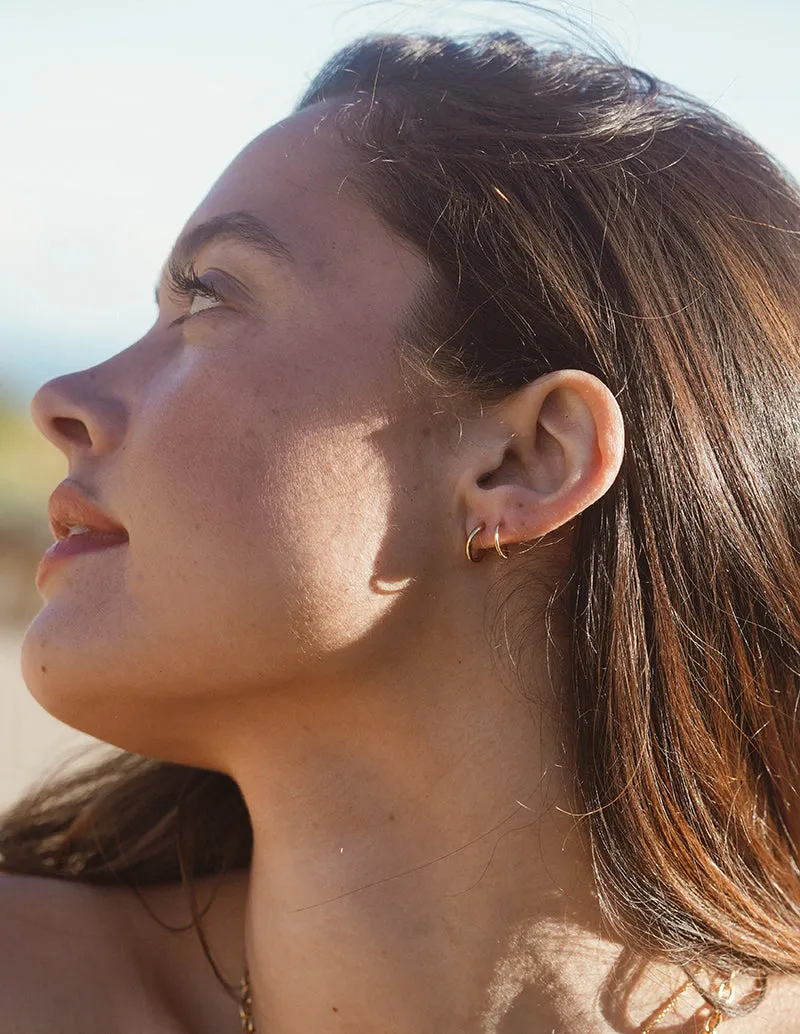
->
[22, 103, 452, 767]
[22, 95, 623, 779]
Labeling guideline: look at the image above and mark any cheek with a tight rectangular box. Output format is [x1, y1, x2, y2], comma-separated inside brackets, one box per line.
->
[125, 372, 281, 642]
[265, 421, 398, 654]
[126, 355, 401, 670]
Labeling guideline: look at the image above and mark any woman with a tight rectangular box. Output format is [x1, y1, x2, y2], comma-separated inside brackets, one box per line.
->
[2, 26, 799, 1034]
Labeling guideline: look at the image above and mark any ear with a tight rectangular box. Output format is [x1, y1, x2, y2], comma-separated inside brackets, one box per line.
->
[459, 369, 624, 558]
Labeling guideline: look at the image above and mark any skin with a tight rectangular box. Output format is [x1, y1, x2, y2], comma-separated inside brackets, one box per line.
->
[14, 104, 800, 1033]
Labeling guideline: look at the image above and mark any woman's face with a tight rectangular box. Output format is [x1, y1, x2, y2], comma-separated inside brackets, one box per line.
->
[22, 104, 449, 765]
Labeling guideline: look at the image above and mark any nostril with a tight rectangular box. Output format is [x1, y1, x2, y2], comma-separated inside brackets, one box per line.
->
[52, 416, 92, 448]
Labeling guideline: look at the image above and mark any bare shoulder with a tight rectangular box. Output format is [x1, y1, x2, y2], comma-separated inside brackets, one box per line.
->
[0, 870, 248, 1034]
[0, 871, 146, 1033]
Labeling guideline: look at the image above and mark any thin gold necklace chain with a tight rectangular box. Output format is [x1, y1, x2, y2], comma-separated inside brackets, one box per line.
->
[240, 966, 732, 1033]
[639, 974, 734, 1034]
[638, 978, 693, 1033]
[239, 967, 256, 1034]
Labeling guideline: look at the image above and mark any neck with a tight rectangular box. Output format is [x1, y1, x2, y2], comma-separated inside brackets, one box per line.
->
[221, 635, 612, 1033]
[123, 613, 800, 1033]
[179, 578, 793, 1034]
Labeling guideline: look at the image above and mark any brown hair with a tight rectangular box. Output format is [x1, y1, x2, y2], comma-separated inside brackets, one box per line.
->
[3, 28, 800, 1001]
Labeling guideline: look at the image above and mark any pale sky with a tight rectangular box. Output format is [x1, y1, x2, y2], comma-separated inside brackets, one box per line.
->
[1, 0, 798, 398]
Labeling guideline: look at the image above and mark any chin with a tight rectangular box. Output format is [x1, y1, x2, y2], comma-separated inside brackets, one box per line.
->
[19, 608, 232, 773]
[21, 613, 125, 744]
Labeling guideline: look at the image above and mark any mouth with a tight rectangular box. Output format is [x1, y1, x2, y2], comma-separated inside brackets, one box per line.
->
[51, 521, 130, 542]
[37, 480, 130, 590]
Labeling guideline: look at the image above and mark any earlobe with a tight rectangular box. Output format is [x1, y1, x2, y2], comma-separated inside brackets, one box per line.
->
[461, 369, 624, 559]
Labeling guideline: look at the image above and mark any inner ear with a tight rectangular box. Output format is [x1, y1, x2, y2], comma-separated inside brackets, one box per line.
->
[531, 407, 569, 494]
[477, 422, 565, 493]
[475, 441, 528, 490]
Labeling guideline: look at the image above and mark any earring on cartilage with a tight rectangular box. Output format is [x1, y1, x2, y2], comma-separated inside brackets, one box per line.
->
[466, 522, 485, 563]
[494, 524, 508, 559]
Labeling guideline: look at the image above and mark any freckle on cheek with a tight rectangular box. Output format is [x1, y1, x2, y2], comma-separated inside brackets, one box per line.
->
[40, 665, 47, 674]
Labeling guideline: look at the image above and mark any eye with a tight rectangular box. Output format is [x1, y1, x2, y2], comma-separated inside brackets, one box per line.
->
[164, 261, 225, 326]
[187, 290, 221, 316]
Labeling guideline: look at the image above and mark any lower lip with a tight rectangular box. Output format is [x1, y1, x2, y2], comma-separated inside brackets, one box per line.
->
[36, 531, 129, 589]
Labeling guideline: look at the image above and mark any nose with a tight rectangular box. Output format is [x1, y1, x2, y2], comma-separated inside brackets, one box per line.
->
[30, 369, 126, 459]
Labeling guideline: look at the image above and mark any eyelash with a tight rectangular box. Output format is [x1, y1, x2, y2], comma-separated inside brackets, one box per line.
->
[165, 261, 223, 326]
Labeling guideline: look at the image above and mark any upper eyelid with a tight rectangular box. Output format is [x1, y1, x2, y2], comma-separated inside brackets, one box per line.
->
[163, 261, 222, 302]
[156, 260, 256, 313]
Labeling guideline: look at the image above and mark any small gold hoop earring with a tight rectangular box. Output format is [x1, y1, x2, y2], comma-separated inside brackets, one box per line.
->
[494, 524, 508, 559]
[466, 522, 485, 563]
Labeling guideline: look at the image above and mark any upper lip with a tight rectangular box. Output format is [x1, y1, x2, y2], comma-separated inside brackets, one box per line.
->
[47, 481, 128, 542]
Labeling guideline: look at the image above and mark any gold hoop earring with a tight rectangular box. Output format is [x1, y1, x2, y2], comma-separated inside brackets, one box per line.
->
[466, 523, 485, 563]
[494, 524, 508, 559]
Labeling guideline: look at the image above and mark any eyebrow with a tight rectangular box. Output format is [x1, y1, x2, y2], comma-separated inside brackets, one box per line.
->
[154, 211, 293, 304]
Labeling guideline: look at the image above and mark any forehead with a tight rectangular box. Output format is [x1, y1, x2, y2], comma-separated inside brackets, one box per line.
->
[182, 103, 426, 292]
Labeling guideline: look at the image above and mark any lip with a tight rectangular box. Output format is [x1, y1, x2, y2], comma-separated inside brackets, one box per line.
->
[38, 480, 128, 590]
[36, 530, 129, 590]
[47, 480, 128, 542]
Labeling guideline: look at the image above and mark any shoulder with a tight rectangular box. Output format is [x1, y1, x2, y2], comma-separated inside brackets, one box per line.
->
[0, 871, 145, 1033]
[0, 870, 248, 1034]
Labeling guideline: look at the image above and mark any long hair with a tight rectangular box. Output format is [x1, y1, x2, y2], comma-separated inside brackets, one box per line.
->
[4, 30, 800, 995]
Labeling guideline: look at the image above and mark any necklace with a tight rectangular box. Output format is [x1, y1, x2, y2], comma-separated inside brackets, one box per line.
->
[638, 978, 693, 1033]
[239, 966, 256, 1033]
[638, 973, 734, 1034]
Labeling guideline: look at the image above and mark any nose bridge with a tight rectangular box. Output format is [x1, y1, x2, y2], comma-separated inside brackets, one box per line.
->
[30, 360, 128, 457]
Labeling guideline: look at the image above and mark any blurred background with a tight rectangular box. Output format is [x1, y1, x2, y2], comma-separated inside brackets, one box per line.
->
[1, 0, 798, 809]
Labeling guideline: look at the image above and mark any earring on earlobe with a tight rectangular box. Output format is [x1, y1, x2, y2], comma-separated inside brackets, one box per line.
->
[466, 522, 485, 563]
[494, 523, 508, 559]
[466, 522, 510, 563]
